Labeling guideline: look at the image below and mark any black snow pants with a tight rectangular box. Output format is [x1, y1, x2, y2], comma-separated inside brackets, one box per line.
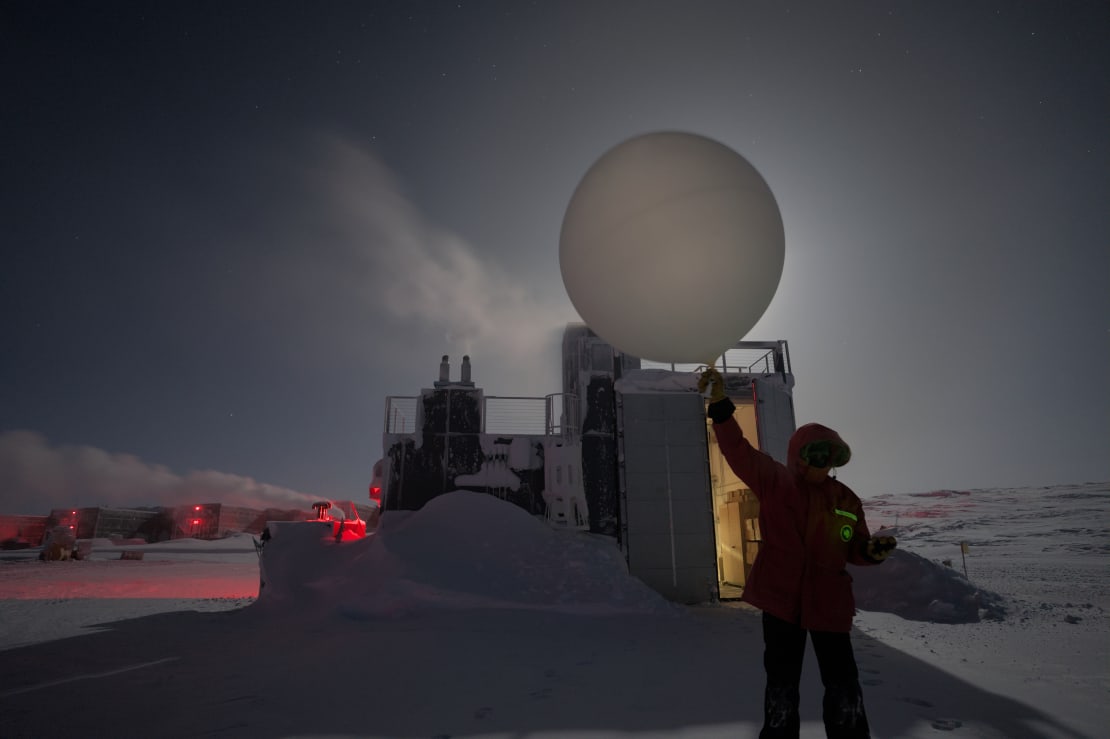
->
[759, 611, 870, 739]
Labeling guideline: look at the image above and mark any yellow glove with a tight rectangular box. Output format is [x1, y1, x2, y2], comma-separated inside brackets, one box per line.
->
[697, 366, 727, 403]
[866, 536, 898, 562]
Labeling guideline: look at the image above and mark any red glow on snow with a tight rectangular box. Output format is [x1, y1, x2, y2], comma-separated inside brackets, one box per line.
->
[0, 561, 260, 600]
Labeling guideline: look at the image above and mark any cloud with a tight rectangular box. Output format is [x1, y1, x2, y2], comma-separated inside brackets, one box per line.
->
[0, 431, 317, 515]
[242, 134, 577, 394]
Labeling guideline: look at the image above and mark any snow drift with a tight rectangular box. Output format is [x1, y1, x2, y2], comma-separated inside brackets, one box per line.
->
[850, 549, 1006, 623]
[256, 490, 678, 617]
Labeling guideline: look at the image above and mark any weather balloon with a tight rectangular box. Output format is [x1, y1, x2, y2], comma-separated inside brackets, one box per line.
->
[559, 131, 785, 364]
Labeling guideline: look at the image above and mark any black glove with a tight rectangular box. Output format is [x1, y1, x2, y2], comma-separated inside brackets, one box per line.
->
[866, 536, 897, 562]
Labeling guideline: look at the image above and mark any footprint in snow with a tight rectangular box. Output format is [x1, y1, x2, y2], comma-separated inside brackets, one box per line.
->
[931, 718, 963, 731]
[902, 697, 934, 708]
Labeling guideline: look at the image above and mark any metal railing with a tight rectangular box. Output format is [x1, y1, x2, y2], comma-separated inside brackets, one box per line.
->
[545, 392, 578, 442]
[384, 392, 578, 439]
[384, 396, 419, 434]
[637, 340, 790, 376]
[484, 396, 549, 435]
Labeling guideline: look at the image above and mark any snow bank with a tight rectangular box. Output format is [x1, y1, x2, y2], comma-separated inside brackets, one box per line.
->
[256, 490, 677, 618]
[257, 489, 1014, 624]
[851, 549, 1006, 623]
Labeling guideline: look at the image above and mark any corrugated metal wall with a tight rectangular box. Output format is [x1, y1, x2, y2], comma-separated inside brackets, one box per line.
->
[617, 391, 717, 604]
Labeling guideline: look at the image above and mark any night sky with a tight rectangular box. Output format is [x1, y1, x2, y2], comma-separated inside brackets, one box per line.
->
[3, 1, 1108, 514]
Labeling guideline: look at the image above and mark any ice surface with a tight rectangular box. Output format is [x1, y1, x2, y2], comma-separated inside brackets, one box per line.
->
[0, 483, 1106, 738]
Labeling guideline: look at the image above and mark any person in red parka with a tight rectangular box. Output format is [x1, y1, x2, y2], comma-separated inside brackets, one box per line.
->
[698, 366, 896, 739]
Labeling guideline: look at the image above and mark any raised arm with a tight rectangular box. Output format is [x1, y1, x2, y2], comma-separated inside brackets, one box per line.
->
[699, 365, 791, 500]
[709, 407, 790, 500]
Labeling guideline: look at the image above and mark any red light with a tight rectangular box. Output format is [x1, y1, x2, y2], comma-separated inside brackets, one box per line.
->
[370, 485, 381, 502]
[194, 505, 202, 511]
[192, 519, 200, 525]
[69, 524, 75, 529]
[71, 511, 76, 515]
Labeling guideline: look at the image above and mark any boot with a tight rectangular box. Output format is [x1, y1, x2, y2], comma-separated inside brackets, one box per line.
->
[823, 682, 870, 739]
[760, 683, 801, 739]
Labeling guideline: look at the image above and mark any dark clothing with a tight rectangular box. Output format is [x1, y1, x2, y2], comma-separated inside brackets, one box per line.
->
[709, 400, 881, 632]
[760, 612, 870, 739]
[705, 396, 880, 738]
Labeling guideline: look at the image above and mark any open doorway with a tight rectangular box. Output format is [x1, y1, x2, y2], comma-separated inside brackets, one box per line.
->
[706, 401, 762, 600]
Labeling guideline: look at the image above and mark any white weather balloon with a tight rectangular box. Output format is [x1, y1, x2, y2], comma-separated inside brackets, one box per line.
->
[559, 132, 785, 364]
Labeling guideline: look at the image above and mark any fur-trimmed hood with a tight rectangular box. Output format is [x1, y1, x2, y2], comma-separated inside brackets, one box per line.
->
[786, 422, 852, 475]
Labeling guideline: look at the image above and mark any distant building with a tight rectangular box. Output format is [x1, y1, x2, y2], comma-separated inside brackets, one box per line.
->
[379, 324, 797, 604]
[173, 503, 268, 539]
[0, 514, 48, 548]
[45, 507, 163, 541]
[173, 502, 378, 540]
[11, 502, 376, 544]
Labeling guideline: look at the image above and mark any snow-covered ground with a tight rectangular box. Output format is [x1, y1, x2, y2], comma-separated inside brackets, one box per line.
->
[0, 483, 1106, 739]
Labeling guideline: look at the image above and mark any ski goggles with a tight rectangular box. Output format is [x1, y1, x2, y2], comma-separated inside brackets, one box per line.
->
[799, 439, 851, 469]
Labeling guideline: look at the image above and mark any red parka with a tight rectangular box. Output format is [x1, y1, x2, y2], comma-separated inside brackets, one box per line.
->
[712, 416, 879, 632]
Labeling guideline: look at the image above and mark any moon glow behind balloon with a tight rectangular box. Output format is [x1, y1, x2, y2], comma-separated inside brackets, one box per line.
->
[559, 132, 785, 363]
